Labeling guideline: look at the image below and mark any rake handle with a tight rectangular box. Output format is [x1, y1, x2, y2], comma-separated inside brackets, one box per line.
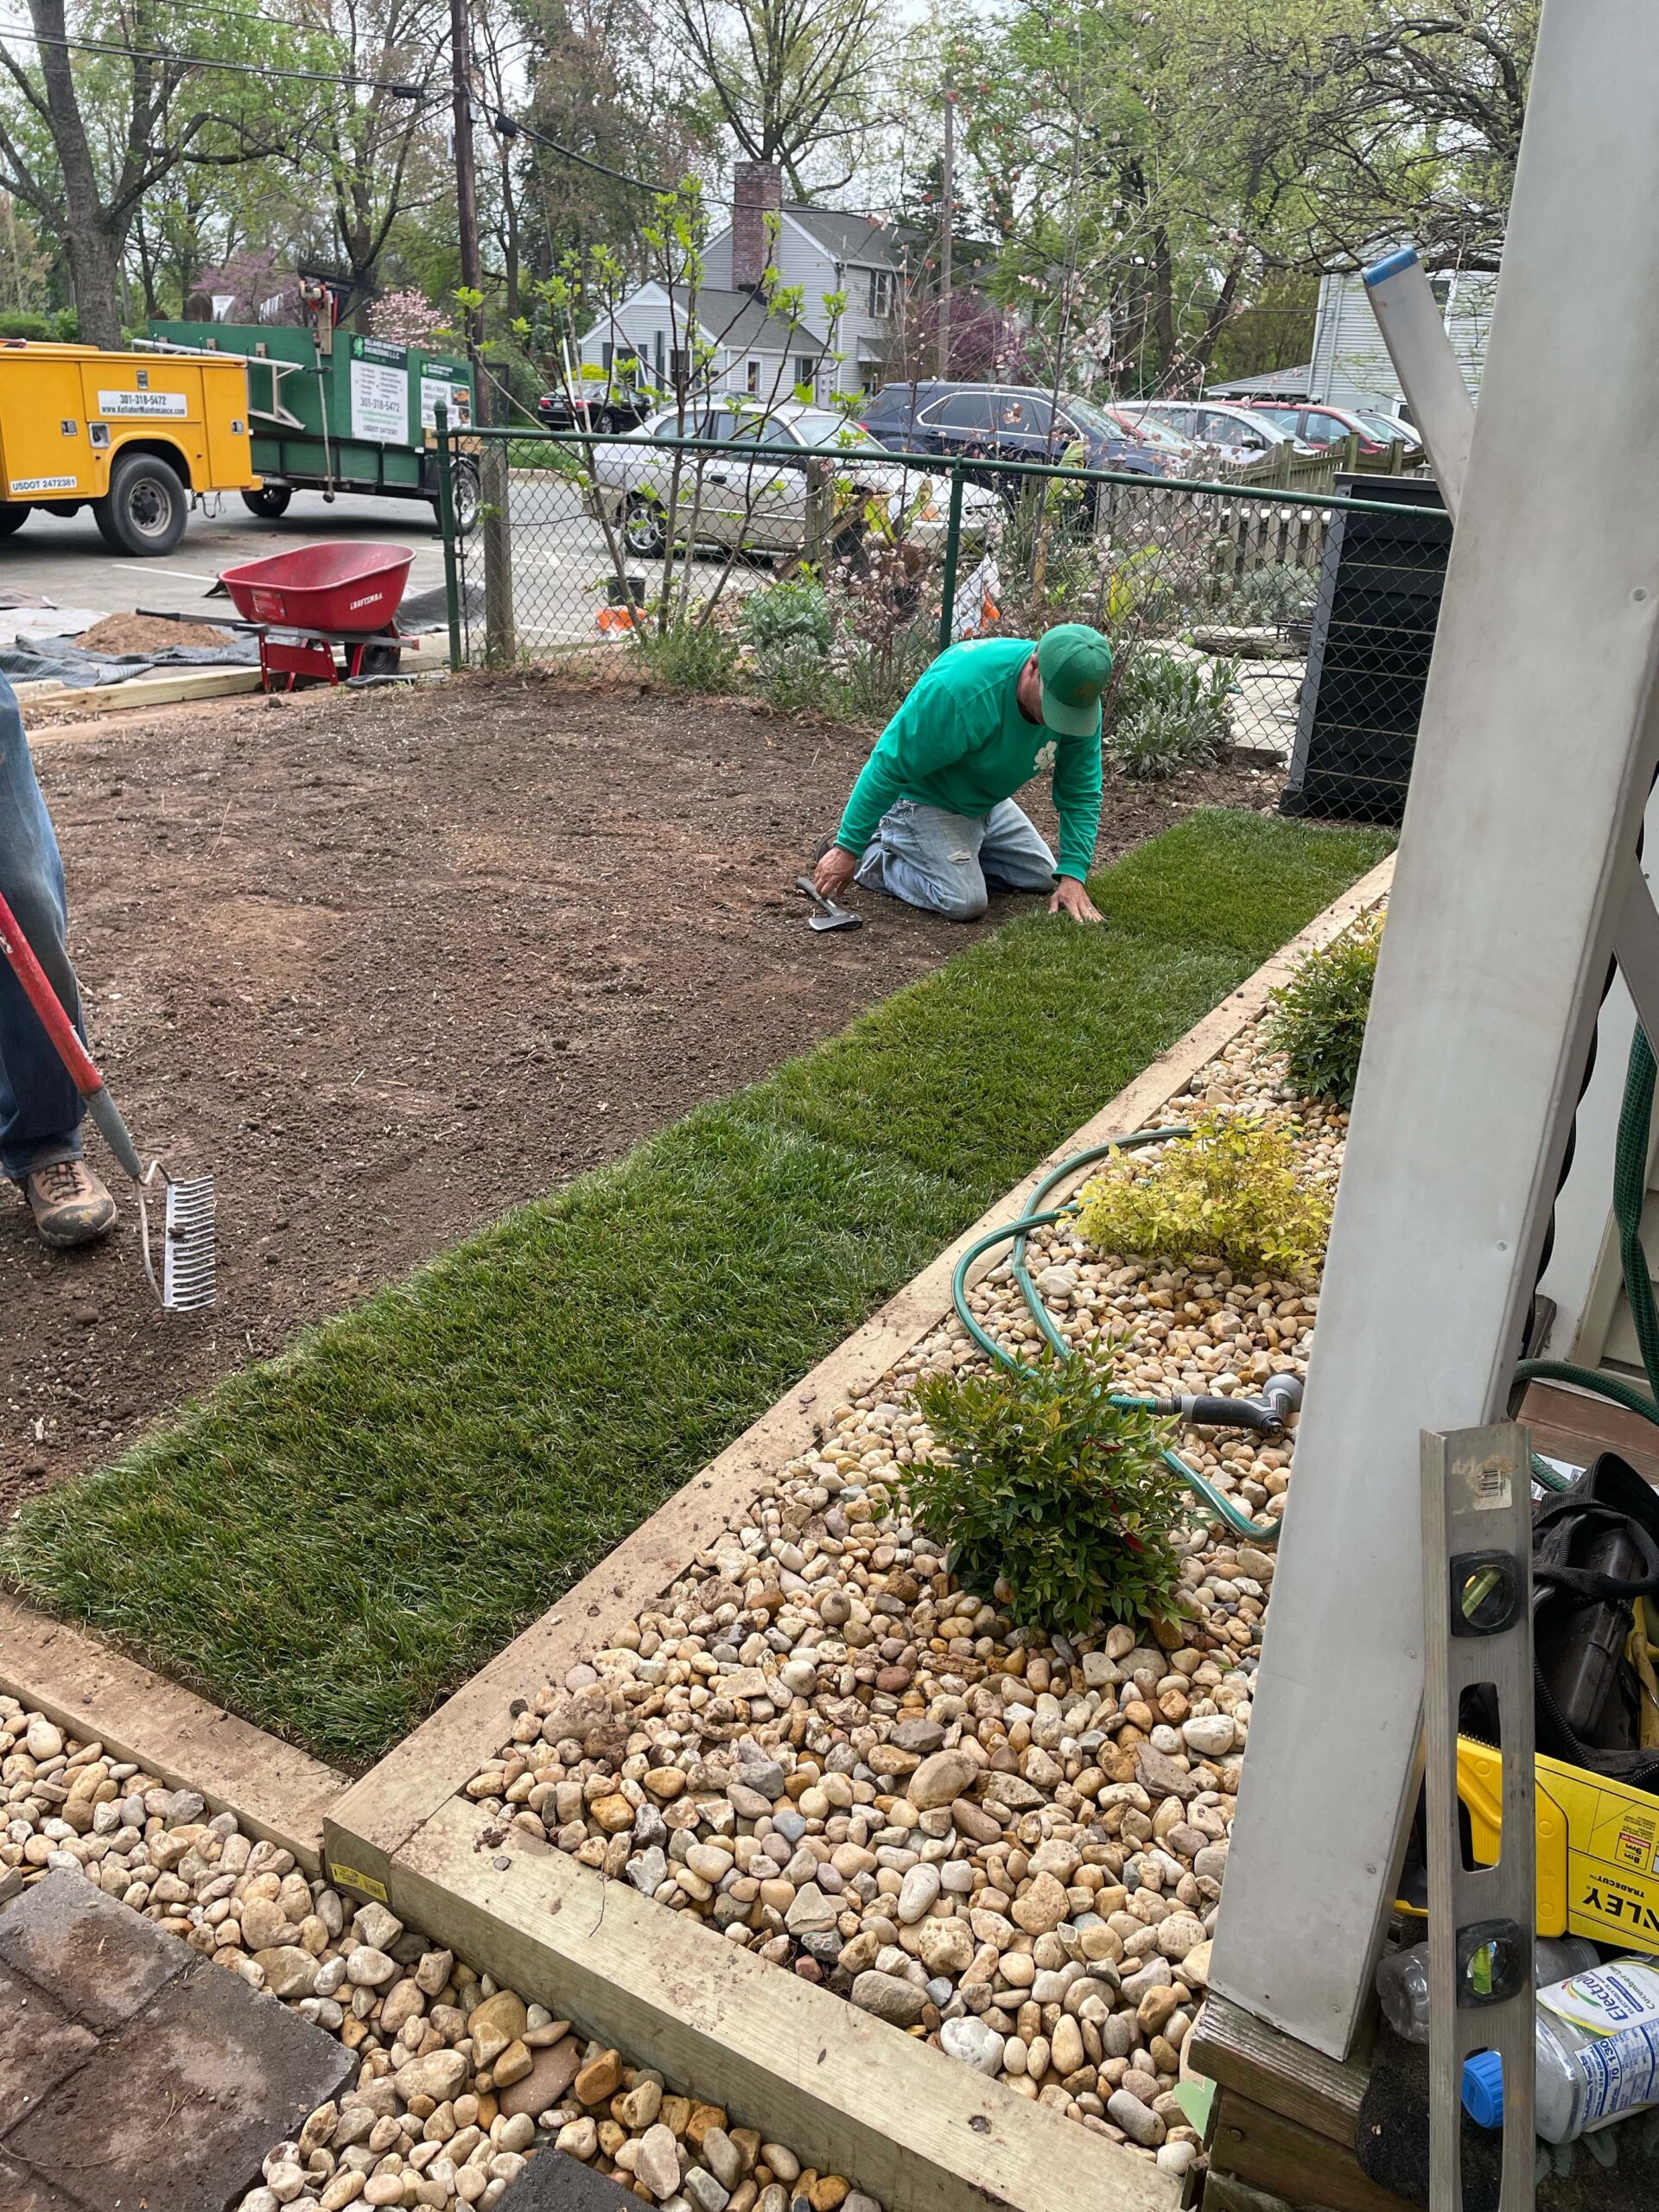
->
[0, 887, 143, 1179]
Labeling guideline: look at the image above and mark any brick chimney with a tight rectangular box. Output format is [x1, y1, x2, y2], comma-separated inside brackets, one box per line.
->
[732, 161, 784, 294]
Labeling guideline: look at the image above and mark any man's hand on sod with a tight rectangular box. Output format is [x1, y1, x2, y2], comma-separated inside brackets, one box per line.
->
[814, 845, 858, 901]
[1049, 876, 1102, 924]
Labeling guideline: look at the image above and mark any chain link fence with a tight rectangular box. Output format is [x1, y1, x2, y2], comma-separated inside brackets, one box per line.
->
[435, 419, 1446, 830]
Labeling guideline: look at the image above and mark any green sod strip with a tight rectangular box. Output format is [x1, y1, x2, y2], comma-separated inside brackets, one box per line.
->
[4, 811, 1389, 1767]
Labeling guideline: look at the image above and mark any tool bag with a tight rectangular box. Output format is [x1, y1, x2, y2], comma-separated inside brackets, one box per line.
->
[1522, 1451, 1659, 1786]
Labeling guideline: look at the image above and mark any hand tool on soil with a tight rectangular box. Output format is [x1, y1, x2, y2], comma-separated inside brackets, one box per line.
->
[795, 875, 862, 932]
[0, 890, 214, 1310]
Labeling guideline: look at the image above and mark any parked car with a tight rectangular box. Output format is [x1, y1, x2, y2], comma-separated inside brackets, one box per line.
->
[1112, 399, 1317, 467]
[585, 401, 1006, 560]
[1241, 401, 1403, 455]
[1101, 404, 1201, 463]
[536, 388, 656, 434]
[858, 381, 1167, 483]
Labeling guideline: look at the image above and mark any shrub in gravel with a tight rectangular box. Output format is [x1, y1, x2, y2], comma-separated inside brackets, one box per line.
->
[910, 1353, 1185, 1634]
[1261, 916, 1380, 1106]
[1076, 1109, 1331, 1279]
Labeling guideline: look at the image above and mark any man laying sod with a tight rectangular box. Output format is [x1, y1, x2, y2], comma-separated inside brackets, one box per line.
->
[813, 622, 1113, 925]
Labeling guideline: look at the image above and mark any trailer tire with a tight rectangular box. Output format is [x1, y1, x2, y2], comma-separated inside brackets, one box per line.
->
[452, 458, 480, 537]
[241, 486, 292, 518]
[0, 503, 29, 537]
[93, 452, 188, 556]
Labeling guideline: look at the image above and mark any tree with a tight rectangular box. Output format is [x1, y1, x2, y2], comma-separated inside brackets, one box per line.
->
[0, 0, 308, 347]
[1287, 1, 1537, 270]
[660, 0, 882, 196]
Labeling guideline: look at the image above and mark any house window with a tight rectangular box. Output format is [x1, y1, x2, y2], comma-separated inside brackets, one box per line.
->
[667, 346, 690, 386]
[794, 353, 817, 394]
[867, 269, 894, 318]
[746, 359, 760, 394]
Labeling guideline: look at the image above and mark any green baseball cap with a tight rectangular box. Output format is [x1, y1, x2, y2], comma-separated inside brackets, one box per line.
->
[1036, 623, 1113, 736]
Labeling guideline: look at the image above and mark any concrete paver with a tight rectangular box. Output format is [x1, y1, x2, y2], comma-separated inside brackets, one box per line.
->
[0, 1869, 187, 2031]
[0, 1872, 355, 2212]
[496, 2147, 640, 2209]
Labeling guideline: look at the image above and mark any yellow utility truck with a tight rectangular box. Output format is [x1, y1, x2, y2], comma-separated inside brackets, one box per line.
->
[0, 340, 259, 555]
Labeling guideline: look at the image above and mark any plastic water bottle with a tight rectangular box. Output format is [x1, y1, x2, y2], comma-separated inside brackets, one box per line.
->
[1376, 1936, 1599, 2044]
[1463, 1955, 1659, 2142]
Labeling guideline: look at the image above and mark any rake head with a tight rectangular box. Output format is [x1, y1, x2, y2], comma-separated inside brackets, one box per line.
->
[137, 1169, 217, 1312]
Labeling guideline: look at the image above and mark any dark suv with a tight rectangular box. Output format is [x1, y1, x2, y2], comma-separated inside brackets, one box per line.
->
[859, 381, 1166, 487]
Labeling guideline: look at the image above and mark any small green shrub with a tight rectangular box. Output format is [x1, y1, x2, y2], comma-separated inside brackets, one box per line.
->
[834, 623, 935, 726]
[1262, 916, 1381, 1105]
[630, 616, 739, 693]
[740, 577, 832, 661]
[1077, 1109, 1331, 1278]
[910, 1354, 1185, 1635]
[1211, 561, 1318, 626]
[1109, 652, 1233, 779]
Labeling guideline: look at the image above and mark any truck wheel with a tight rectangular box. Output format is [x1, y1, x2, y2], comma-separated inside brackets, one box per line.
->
[94, 453, 188, 556]
[241, 486, 292, 518]
[0, 503, 29, 537]
[452, 459, 480, 537]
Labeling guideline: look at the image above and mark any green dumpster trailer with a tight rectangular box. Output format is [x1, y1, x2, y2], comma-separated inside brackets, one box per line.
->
[146, 322, 480, 531]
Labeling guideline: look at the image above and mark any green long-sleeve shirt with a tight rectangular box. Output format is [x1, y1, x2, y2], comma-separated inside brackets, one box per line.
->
[835, 636, 1103, 881]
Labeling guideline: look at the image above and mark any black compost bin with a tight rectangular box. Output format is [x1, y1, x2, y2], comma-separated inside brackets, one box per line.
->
[1280, 474, 1451, 827]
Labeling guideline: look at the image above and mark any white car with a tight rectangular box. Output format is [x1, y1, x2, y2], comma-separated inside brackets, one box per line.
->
[584, 402, 1005, 560]
[1113, 399, 1319, 467]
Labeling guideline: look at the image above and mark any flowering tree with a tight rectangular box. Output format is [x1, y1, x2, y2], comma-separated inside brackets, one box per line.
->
[368, 288, 448, 346]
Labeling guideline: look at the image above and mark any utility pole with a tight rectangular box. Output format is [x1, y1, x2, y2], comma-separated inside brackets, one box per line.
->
[449, 0, 487, 426]
[937, 89, 955, 380]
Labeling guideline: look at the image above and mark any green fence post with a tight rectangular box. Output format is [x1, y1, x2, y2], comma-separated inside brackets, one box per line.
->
[936, 463, 964, 656]
[435, 404, 462, 672]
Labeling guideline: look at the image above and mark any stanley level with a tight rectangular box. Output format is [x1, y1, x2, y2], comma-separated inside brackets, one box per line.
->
[1453, 1736, 1659, 1953]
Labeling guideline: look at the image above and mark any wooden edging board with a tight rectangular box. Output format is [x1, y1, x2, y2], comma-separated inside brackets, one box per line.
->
[328, 846, 1396, 1892]
[0, 1592, 346, 1874]
[397, 1794, 1182, 2212]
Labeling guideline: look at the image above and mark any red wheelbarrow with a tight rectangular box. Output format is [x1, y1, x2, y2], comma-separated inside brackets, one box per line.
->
[203, 542, 418, 691]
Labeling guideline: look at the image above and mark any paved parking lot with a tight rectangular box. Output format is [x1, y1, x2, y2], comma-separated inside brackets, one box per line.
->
[1, 478, 747, 657]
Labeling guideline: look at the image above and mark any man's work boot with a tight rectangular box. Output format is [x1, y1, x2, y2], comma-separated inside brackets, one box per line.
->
[21, 1159, 118, 1249]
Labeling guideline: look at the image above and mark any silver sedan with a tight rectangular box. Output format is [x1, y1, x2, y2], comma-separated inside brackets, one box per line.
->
[583, 402, 1006, 561]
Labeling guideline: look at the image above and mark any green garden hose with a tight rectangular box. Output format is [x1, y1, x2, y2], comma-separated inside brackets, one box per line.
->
[955, 1027, 1659, 1541]
[950, 1124, 1288, 1547]
[1516, 1027, 1659, 1439]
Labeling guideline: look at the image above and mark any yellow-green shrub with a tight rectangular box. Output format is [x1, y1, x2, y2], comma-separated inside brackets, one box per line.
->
[1076, 1110, 1330, 1279]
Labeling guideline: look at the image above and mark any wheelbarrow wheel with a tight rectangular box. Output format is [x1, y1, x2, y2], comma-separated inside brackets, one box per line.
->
[357, 639, 403, 678]
[241, 486, 292, 519]
[93, 452, 188, 556]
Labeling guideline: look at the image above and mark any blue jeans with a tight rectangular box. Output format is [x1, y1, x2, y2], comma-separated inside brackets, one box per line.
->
[0, 672, 85, 1180]
[854, 797, 1058, 921]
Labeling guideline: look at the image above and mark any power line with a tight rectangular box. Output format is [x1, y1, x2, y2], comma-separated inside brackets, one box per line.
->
[4, 22, 431, 93]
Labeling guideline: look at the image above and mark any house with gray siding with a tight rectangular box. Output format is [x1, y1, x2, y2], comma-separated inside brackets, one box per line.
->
[577, 162, 909, 401]
[1206, 262, 1498, 417]
[1306, 264, 1497, 415]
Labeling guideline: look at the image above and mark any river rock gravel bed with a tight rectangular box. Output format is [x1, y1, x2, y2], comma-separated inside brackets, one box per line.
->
[0, 1704, 865, 2212]
[460, 1022, 1344, 2174]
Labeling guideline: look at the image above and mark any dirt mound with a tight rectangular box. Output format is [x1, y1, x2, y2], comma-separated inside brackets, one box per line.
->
[76, 612, 234, 655]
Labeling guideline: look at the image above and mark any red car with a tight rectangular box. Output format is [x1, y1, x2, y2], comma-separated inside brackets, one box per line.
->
[1243, 401, 1412, 455]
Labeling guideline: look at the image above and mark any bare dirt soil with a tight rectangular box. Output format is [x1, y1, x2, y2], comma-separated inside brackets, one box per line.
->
[1, 672, 1278, 1515]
